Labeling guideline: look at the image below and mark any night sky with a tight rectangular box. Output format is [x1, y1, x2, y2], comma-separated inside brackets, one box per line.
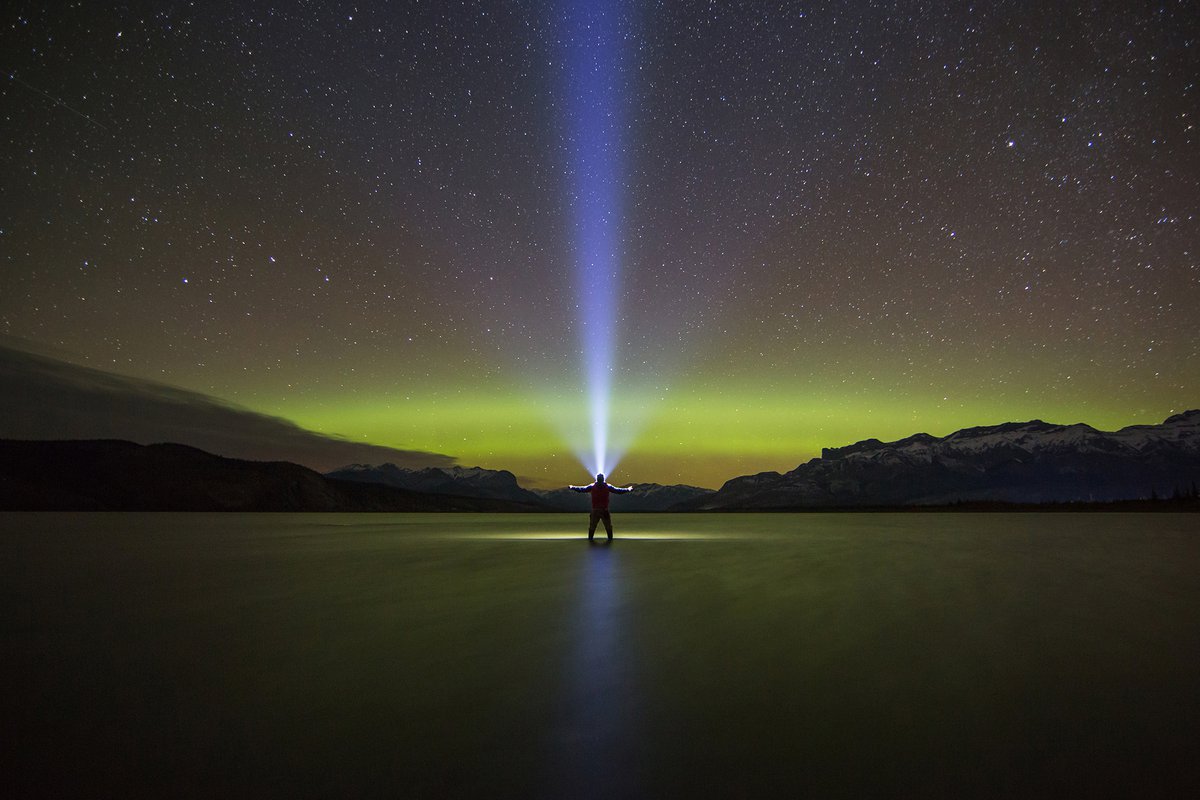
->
[2, 1, 1197, 488]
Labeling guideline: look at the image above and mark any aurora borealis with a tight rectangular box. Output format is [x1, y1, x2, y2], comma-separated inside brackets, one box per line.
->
[2, 2, 1197, 488]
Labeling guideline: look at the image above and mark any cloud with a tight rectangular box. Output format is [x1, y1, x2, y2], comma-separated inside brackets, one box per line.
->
[0, 343, 455, 473]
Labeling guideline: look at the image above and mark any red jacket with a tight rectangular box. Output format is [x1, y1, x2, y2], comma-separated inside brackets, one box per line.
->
[570, 481, 632, 510]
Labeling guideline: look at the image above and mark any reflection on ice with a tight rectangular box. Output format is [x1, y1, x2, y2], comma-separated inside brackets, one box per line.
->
[544, 534, 644, 797]
[4, 512, 1199, 797]
[449, 531, 745, 541]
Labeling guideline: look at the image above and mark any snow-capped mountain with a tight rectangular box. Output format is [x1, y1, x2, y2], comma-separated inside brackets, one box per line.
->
[690, 410, 1200, 509]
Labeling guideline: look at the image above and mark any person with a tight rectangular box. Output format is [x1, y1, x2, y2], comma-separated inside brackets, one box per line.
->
[568, 473, 634, 541]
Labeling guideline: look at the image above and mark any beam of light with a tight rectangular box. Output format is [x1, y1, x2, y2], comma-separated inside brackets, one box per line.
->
[561, 0, 629, 477]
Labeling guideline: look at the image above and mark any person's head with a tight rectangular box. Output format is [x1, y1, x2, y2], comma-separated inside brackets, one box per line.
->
[596, 473, 605, 484]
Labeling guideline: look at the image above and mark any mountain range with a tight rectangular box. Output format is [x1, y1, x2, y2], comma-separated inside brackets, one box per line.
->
[684, 410, 1200, 509]
[532, 483, 716, 512]
[0, 440, 540, 512]
[326, 463, 714, 511]
[3, 410, 1197, 512]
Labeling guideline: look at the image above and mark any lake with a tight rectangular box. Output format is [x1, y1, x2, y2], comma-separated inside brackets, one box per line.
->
[3, 512, 1198, 797]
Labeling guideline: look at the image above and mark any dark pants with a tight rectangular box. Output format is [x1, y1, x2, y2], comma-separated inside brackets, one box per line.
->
[588, 509, 613, 539]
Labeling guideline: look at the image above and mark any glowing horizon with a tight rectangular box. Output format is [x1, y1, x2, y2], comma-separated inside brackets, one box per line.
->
[4, 5, 1194, 496]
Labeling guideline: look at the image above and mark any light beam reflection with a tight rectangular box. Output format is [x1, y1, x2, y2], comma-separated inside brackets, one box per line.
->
[449, 531, 738, 541]
[544, 545, 641, 797]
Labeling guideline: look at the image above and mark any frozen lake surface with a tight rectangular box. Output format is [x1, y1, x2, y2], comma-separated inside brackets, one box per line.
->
[3, 512, 1199, 797]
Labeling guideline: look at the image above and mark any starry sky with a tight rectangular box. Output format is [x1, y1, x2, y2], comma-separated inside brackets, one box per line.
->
[2, 1, 1197, 488]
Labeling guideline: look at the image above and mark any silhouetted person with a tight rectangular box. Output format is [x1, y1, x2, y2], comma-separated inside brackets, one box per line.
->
[569, 473, 633, 541]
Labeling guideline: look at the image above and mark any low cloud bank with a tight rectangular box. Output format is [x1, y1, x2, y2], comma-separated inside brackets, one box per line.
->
[0, 344, 455, 473]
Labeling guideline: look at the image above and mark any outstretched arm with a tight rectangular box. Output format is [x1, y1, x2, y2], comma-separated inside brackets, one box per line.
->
[568, 484, 593, 492]
[609, 484, 634, 493]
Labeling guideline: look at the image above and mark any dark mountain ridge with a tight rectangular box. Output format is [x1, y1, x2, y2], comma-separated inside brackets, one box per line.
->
[328, 463, 546, 505]
[687, 410, 1200, 509]
[533, 483, 714, 512]
[327, 463, 713, 511]
[0, 440, 540, 512]
[5, 410, 1196, 512]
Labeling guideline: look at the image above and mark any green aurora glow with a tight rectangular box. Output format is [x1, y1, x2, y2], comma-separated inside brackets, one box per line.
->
[1, 4, 1196, 488]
